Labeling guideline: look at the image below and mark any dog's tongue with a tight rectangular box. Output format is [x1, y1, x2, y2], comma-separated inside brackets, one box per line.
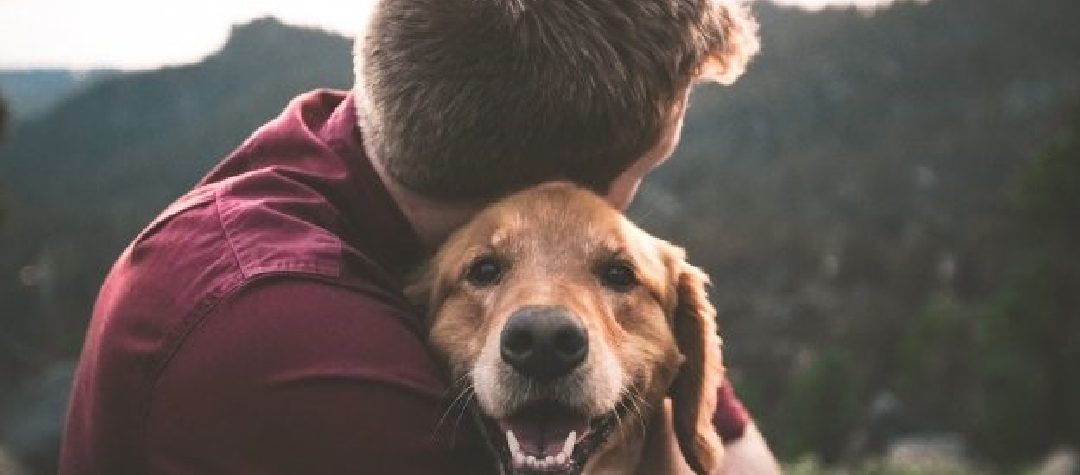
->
[497, 404, 589, 457]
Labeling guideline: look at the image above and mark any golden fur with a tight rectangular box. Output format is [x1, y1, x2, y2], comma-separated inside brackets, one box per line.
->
[411, 182, 725, 474]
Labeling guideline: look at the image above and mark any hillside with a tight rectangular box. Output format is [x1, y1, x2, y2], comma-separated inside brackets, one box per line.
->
[1, 1, 1079, 470]
[632, 0, 1080, 463]
[0, 70, 115, 124]
[1, 18, 353, 209]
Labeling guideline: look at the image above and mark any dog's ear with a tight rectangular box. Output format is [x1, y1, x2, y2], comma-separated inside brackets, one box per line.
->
[698, 0, 760, 85]
[670, 259, 725, 474]
[404, 262, 448, 322]
[404, 264, 434, 308]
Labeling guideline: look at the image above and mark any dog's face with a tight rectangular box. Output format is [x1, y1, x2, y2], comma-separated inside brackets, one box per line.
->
[412, 182, 723, 474]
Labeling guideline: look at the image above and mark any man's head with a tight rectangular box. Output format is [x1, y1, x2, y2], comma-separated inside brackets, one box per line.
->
[354, 0, 758, 204]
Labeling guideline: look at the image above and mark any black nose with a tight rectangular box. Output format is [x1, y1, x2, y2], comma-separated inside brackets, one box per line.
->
[500, 305, 588, 382]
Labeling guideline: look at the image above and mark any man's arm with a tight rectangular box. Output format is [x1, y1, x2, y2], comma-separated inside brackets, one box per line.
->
[720, 422, 782, 475]
[144, 278, 495, 475]
[714, 381, 782, 475]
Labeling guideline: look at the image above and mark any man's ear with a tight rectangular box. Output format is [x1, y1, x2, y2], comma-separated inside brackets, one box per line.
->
[670, 261, 725, 474]
[699, 0, 761, 85]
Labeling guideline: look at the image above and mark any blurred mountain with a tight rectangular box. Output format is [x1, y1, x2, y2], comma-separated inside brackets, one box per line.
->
[0, 95, 7, 140]
[1, 0, 1079, 470]
[629, 0, 1080, 464]
[0, 17, 352, 212]
[0, 70, 115, 124]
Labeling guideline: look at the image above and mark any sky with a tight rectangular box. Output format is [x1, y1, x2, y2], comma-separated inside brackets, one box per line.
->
[0, 0, 903, 70]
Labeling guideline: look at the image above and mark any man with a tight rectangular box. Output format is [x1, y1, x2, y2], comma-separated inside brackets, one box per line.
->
[60, 0, 777, 473]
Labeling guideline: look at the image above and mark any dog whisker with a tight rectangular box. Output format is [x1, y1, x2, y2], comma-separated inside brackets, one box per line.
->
[434, 382, 476, 439]
[626, 388, 650, 434]
[449, 390, 477, 447]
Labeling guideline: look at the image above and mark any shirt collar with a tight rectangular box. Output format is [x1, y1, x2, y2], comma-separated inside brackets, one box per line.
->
[320, 92, 428, 280]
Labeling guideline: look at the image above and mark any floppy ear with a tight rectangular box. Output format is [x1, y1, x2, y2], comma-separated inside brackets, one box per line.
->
[670, 262, 725, 474]
[404, 262, 450, 323]
[698, 0, 761, 85]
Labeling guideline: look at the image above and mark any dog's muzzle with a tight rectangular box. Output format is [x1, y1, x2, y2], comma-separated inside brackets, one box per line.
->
[490, 305, 602, 473]
[500, 305, 588, 382]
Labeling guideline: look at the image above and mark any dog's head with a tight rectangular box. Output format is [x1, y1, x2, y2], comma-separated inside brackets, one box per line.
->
[411, 182, 724, 474]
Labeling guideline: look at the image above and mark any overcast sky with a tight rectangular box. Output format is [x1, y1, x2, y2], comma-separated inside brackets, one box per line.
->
[0, 0, 904, 70]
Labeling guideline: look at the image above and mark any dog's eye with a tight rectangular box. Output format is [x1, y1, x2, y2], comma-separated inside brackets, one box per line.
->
[465, 256, 504, 287]
[598, 260, 638, 291]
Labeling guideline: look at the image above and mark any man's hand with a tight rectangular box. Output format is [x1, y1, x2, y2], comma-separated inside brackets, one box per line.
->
[718, 423, 782, 475]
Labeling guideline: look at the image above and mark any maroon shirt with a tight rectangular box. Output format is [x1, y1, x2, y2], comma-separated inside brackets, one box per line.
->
[60, 90, 747, 475]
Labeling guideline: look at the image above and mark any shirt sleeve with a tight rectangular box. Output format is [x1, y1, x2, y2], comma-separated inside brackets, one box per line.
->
[144, 277, 496, 475]
[714, 378, 751, 442]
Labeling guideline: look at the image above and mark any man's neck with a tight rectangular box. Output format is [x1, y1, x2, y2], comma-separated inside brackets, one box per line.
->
[365, 144, 482, 250]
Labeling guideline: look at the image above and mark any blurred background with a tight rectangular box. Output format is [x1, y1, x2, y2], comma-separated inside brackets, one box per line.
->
[1, 0, 1078, 474]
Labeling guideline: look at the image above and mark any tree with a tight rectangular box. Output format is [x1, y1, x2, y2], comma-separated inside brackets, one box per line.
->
[1, 95, 8, 227]
[969, 104, 1080, 465]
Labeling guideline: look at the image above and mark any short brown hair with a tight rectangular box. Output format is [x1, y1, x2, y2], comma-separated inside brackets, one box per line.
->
[354, 0, 759, 200]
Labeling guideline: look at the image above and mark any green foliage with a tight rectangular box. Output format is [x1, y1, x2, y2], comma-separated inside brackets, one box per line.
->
[1, 95, 7, 227]
[776, 349, 865, 463]
[887, 107, 1080, 467]
[1016, 110, 1080, 240]
[785, 457, 994, 475]
[970, 266, 1058, 464]
[894, 293, 977, 432]
[637, 0, 1080, 467]
[967, 108, 1080, 464]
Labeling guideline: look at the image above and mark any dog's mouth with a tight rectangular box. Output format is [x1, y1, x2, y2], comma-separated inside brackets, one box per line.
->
[480, 401, 624, 475]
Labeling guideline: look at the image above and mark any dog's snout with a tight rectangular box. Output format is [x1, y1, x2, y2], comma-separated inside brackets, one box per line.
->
[500, 305, 588, 382]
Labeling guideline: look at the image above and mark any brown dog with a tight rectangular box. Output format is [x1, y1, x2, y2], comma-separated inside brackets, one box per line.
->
[410, 182, 725, 474]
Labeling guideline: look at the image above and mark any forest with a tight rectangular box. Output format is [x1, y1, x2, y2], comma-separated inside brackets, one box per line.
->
[1, 0, 1078, 473]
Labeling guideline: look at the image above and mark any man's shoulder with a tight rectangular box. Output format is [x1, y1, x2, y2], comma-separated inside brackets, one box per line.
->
[98, 85, 412, 376]
[111, 174, 350, 306]
[208, 171, 348, 281]
[95, 173, 401, 371]
[176, 276, 438, 394]
[124, 163, 375, 294]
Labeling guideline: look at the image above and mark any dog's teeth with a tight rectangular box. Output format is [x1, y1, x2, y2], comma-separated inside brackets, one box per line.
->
[562, 430, 577, 456]
[555, 452, 567, 466]
[506, 430, 520, 454]
[507, 430, 527, 470]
